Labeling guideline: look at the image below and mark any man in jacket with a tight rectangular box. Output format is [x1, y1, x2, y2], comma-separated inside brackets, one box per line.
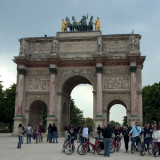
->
[103, 123, 113, 157]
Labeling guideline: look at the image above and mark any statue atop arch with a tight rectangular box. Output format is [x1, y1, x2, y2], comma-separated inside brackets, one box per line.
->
[61, 14, 100, 32]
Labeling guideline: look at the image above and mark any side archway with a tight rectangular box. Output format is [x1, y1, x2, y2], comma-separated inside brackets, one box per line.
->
[28, 100, 47, 128]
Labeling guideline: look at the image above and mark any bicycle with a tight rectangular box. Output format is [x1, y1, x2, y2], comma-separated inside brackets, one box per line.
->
[130, 136, 141, 154]
[110, 135, 121, 153]
[140, 136, 152, 156]
[77, 137, 104, 155]
[62, 134, 75, 155]
[152, 138, 159, 157]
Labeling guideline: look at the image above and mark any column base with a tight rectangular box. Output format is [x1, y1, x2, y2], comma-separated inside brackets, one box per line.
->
[46, 115, 58, 129]
[94, 115, 105, 132]
[12, 115, 26, 136]
[129, 115, 139, 127]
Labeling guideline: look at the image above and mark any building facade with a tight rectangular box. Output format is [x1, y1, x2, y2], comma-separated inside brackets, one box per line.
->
[13, 31, 145, 135]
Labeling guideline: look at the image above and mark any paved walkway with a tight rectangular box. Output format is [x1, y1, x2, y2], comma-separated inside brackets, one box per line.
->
[0, 133, 158, 160]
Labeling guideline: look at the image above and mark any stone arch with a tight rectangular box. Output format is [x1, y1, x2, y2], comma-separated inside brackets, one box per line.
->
[28, 100, 47, 127]
[58, 74, 94, 134]
[56, 69, 96, 93]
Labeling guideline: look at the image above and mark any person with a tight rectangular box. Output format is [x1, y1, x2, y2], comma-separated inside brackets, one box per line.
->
[68, 127, 75, 145]
[152, 125, 160, 156]
[97, 124, 102, 135]
[103, 123, 113, 157]
[17, 123, 23, 149]
[52, 123, 58, 143]
[129, 122, 141, 150]
[39, 123, 45, 142]
[26, 124, 33, 144]
[114, 126, 121, 142]
[47, 123, 52, 143]
[64, 124, 68, 138]
[82, 123, 88, 143]
[21, 124, 25, 144]
[122, 125, 130, 152]
[34, 125, 40, 144]
[94, 17, 101, 30]
[141, 123, 153, 150]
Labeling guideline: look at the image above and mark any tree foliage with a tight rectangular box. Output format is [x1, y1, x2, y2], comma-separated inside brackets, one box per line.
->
[85, 117, 93, 128]
[70, 99, 85, 126]
[0, 83, 16, 131]
[143, 82, 160, 125]
[123, 116, 127, 126]
[110, 120, 120, 127]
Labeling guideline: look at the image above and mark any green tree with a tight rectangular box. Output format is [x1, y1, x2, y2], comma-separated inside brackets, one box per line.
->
[143, 82, 160, 125]
[0, 81, 5, 124]
[110, 120, 120, 127]
[3, 84, 16, 131]
[123, 116, 127, 126]
[70, 99, 85, 126]
[85, 117, 93, 128]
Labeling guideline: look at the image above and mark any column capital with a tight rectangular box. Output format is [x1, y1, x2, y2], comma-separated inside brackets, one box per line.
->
[130, 66, 137, 73]
[49, 68, 57, 74]
[96, 67, 103, 73]
[17, 68, 27, 75]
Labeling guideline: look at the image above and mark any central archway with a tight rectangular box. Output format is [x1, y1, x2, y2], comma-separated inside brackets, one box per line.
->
[59, 75, 93, 133]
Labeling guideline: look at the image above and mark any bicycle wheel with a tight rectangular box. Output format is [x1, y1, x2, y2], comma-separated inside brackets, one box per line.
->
[64, 143, 74, 155]
[110, 143, 115, 153]
[153, 148, 159, 157]
[96, 143, 104, 155]
[116, 141, 121, 152]
[140, 149, 145, 156]
[62, 140, 67, 152]
[147, 142, 152, 155]
[77, 144, 88, 155]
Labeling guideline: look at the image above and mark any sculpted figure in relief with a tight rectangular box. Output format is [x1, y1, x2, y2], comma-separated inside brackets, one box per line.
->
[51, 40, 58, 55]
[97, 36, 102, 53]
[129, 30, 137, 51]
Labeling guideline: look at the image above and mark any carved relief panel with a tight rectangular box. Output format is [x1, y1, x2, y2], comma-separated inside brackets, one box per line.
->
[103, 69, 130, 90]
[26, 70, 50, 91]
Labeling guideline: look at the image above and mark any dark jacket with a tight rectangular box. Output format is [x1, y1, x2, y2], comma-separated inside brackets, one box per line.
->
[103, 125, 113, 138]
[122, 128, 130, 140]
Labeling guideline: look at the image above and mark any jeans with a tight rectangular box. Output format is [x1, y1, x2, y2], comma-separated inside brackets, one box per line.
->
[124, 137, 129, 151]
[104, 138, 112, 156]
[142, 137, 151, 150]
[35, 133, 39, 143]
[21, 135, 24, 144]
[158, 142, 160, 155]
[17, 136, 22, 148]
[27, 134, 32, 144]
[53, 137, 58, 143]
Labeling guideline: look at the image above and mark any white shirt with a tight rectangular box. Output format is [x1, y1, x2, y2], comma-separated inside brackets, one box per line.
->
[152, 130, 160, 142]
[82, 127, 88, 139]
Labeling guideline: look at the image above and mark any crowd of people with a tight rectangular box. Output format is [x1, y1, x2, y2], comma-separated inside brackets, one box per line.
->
[17, 121, 160, 158]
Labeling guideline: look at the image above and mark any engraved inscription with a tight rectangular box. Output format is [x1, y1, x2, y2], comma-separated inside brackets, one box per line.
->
[59, 41, 96, 53]
[27, 70, 50, 76]
[105, 69, 129, 75]
[29, 41, 52, 53]
[103, 40, 129, 52]
[27, 77, 50, 91]
[104, 77, 129, 90]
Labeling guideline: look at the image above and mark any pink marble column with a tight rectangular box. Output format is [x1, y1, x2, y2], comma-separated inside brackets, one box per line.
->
[16, 68, 26, 115]
[48, 68, 57, 115]
[96, 66, 103, 115]
[130, 66, 137, 115]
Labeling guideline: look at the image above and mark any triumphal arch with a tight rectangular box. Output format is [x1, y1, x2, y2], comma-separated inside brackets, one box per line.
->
[13, 28, 145, 135]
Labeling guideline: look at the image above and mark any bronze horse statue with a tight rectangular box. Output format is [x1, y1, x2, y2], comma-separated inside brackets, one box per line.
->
[72, 16, 79, 31]
[65, 17, 72, 31]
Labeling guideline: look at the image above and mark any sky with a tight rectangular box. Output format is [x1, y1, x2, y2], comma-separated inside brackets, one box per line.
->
[0, 0, 160, 123]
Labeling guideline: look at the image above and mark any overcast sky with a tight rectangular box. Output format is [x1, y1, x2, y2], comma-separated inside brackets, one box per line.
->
[0, 0, 160, 123]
